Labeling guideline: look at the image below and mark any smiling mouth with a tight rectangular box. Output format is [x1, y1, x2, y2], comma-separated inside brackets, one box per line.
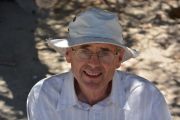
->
[83, 71, 102, 78]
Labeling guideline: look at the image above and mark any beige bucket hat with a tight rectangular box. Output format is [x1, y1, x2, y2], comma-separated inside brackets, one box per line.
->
[47, 7, 139, 62]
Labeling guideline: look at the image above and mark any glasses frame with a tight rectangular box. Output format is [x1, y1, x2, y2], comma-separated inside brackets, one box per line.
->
[71, 47, 121, 63]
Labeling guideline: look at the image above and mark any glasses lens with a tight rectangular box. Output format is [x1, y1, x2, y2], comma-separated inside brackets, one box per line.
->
[99, 51, 114, 63]
[76, 49, 91, 59]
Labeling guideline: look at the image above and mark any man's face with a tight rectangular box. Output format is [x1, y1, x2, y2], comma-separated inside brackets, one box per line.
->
[65, 43, 124, 91]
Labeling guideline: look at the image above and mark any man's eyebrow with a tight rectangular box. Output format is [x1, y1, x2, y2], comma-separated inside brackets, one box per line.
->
[100, 48, 111, 51]
[78, 45, 90, 49]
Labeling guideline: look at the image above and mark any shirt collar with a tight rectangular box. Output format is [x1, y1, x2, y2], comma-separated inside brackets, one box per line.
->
[110, 71, 130, 110]
[57, 71, 78, 111]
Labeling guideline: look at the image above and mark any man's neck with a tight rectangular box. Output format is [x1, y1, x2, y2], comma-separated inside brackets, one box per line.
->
[74, 80, 112, 106]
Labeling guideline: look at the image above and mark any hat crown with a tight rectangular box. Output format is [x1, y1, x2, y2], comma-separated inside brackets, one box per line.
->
[68, 8, 125, 45]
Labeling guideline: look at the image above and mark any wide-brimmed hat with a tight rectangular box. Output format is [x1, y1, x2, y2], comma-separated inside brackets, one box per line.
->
[47, 7, 139, 62]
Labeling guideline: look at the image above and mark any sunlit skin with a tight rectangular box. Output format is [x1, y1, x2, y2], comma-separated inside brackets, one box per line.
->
[65, 43, 124, 105]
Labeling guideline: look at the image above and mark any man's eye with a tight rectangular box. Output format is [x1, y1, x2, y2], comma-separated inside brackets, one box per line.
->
[80, 49, 91, 54]
[99, 51, 110, 56]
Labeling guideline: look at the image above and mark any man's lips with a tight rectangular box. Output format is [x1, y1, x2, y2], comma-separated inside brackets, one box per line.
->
[83, 70, 102, 77]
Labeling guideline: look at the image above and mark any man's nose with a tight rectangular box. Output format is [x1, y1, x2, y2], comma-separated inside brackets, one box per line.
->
[88, 54, 101, 67]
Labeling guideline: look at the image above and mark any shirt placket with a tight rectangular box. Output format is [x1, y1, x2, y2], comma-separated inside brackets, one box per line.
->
[88, 107, 101, 120]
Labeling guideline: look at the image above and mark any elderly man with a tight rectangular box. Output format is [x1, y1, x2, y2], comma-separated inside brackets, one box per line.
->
[27, 8, 171, 120]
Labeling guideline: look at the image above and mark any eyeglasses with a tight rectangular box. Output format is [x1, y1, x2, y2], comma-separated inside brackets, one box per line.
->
[71, 48, 120, 63]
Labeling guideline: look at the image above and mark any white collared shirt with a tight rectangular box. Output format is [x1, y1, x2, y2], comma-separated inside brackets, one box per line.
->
[27, 70, 171, 120]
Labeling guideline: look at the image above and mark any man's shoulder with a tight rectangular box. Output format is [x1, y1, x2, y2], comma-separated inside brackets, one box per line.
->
[29, 71, 70, 99]
[27, 72, 71, 112]
[36, 71, 70, 89]
[116, 70, 158, 93]
[116, 70, 152, 84]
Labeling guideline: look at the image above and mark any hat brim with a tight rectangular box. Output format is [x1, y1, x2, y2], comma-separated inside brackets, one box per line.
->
[47, 39, 139, 62]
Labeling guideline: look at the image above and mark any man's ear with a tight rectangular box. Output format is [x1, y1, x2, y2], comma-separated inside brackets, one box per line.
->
[116, 49, 124, 68]
[65, 48, 71, 63]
